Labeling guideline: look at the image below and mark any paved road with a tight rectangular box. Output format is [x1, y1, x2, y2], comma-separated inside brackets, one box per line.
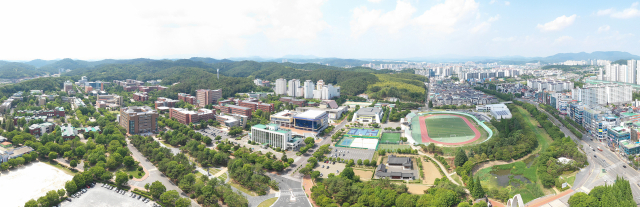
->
[268, 174, 312, 207]
[126, 139, 200, 207]
[289, 118, 349, 178]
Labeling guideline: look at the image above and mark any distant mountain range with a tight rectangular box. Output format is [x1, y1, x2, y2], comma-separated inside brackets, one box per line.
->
[226, 51, 640, 66]
[0, 51, 638, 79]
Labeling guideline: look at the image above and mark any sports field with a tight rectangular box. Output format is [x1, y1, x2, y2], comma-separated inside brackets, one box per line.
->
[380, 132, 401, 144]
[424, 115, 475, 138]
[377, 144, 411, 151]
[414, 114, 482, 145]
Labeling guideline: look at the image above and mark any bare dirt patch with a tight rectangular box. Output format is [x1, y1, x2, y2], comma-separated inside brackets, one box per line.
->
[422, 160, 442, 185]
[406, 184, 429, 194]
[353, 169, 373, 181]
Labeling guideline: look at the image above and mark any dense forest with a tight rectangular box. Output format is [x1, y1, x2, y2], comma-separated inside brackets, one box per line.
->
[0, 61, 48, 79]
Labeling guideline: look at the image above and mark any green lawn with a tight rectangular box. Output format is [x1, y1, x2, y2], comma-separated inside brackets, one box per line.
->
[493, 161, 537, 182]
[218, 172, 228, 181]
[123, 166, 145, 179]
[377, 144, 411, 151]
[258, 197, 278, 207]
[514, 106, 552, 152]
[424, 115, 475, 138]
[229, 181, 256, 196]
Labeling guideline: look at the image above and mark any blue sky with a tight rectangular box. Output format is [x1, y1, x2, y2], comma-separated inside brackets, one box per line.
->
[0, 0, 639, 60]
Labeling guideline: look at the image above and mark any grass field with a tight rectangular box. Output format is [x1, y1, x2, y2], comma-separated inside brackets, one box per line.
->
[258, 197, 278, 207]
[380, 133, 401, 144]
[377, 144, 411, 151]
[229, 181, 256, 196]
[514, 105, 553, 152]
[424, 115, 475, 138]
[123, 166, 144, 179]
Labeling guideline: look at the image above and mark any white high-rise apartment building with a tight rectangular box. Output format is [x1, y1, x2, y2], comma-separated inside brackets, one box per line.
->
[572, 83, 632, 106]
[316, 80, 325, 90]
[526, 78, 573, 92]
[320, 84, 340, 100]
[287, 79, 300, 97]
[303, 80, 315, 99]
[275, 78, 287, 95]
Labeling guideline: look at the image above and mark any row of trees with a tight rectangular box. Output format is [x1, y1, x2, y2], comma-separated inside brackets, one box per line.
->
[130, 135, 249, 206]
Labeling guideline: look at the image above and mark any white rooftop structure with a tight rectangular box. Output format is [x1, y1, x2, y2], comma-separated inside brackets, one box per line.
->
[295, 110, 327, 119]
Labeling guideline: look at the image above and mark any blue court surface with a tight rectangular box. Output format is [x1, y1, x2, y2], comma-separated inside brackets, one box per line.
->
[347, 128, 380, 136]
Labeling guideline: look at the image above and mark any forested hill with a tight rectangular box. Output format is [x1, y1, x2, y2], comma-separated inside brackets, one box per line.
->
[0, 61, 46, 79]
[61, 59, 427, 102]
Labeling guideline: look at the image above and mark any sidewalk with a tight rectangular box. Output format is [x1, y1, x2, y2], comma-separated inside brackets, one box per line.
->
[302, 175, 318, 207]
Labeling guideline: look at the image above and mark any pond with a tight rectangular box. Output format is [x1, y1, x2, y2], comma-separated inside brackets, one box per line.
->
[522, 154, 539, 168]
[491, 168, 531, 187]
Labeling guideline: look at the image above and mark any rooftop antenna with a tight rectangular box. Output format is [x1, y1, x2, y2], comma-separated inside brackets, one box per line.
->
[217, 69, 220, 79]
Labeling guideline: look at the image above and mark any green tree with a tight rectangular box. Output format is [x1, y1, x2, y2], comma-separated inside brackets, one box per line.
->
[357, 159, 362, 165]
[150, 181, 167, 198]
[123, 156, 135, 167]
[311, 171, 321, 180]
[65, 180, 77, 195]
[568, 192, 598, 207]
[454, 148, 468, 167]
[175, 197, 191, 207]
[116, 171, 129, 186]
[24, 199, 38, 207]
[473, 177, 485, 199]
[145, 183, 150, 192]
[160, 190, 180, 207]
[70, 160, 78, 167]
[458, 202, 471, 207]
[340, 167, 355, 180]
[472, 201, 488, 207]
[48, 151, 58, 160]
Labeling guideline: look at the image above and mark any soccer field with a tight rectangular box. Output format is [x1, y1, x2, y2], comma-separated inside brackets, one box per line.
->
[380, 132, 401, 144]
[424, 115, 475, 138]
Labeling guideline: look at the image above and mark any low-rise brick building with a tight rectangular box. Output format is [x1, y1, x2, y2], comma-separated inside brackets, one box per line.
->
[133, 92, 149, 102]
[155, 97, 179, 109]
[169, 108, 216, 125]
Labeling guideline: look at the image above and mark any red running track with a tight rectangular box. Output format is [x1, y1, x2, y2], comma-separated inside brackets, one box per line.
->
[419, 114, 481, 145]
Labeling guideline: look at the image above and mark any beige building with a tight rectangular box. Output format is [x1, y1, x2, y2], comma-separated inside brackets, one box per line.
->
[119, 106, 159, 135]
[196, 89, 222, 107]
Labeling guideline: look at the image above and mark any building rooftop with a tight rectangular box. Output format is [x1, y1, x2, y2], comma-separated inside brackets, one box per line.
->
[294, 110, 327, 120]
[356, 107, 382, 116]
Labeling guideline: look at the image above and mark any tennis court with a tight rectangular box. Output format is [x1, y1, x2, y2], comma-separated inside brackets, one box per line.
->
[380, 132, 401, 144]
[347, 128, 380, 137]
[337, 137, 355, 147]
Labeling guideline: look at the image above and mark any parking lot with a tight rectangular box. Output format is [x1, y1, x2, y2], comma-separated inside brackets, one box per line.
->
[313, 161, 347, 178]
[61, 184, 154, 207]
[327, 147, 375, 162]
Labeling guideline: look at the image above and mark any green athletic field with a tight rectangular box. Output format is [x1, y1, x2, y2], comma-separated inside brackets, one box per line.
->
[377, 144, 411, 151]
[380, 132, 401, 144]
[425, 115, 475, 138]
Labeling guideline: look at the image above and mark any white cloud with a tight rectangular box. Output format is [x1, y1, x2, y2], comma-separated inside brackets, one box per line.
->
[504, 1, 510, 6]
[350, 0, 416, 38]
[536, 14, 577, 32]
[597, 25, 610, 33]
[488, 14, 501, 22]
[489, 0, 496, 4]
[492, 36, 515, 42]
[413, 0, 480, 33]
[470, 22, 490, 34]
[0, 0, 329, 60]
[611, 2, 640, 19]
[553, 36, 573, 44]
[597, 8, 614, 16]
[351, 0, 478, 37]
[368, 0, 383, 3]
